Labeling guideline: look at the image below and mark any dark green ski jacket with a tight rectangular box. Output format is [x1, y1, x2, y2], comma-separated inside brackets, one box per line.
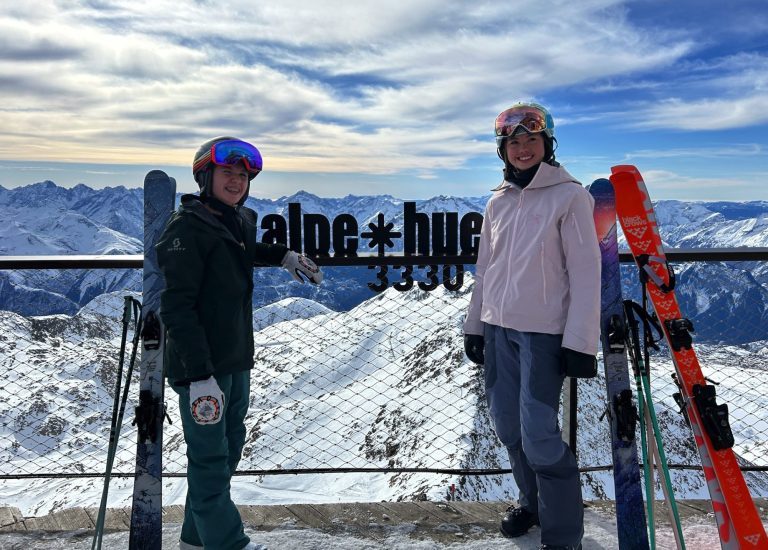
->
[156, 194, 287, 384]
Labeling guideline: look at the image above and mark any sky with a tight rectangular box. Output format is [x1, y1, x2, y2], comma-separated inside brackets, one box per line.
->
[0, 0, 767, 200]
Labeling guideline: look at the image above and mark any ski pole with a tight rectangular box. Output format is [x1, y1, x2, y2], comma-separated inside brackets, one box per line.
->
[92, 296, 132, 549]
[640, 279, 686, 550]
[625, 299, 686, 550]
[92, 297, 142, 550]
[624, 300, 655, 548]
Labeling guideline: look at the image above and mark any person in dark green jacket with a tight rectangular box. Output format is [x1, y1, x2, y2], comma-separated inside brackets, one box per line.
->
[157, 136, 322, 550]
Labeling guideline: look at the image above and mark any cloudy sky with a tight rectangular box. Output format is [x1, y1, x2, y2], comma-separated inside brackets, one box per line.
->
[0, 0, 766, 200]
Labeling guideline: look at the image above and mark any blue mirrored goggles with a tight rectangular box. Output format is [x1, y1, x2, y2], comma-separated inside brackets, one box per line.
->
[195, 139, 263, 175]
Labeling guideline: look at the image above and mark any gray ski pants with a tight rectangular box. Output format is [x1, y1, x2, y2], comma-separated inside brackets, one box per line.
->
[484, 323, 584, 547]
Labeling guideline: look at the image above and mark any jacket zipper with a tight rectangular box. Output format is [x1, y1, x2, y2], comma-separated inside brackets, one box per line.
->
[540, 241, 548, 305]
[500, 190, 525, 314]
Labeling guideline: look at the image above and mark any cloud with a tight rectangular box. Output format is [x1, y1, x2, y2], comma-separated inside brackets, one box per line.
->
[624, 144, 763, 159]
[0, 0, 749, 179]
[640, 169, 765, 200]
[629, 94, 768, 131]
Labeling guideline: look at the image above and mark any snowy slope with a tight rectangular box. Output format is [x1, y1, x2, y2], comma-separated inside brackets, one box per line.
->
[2, 280, 767, 517]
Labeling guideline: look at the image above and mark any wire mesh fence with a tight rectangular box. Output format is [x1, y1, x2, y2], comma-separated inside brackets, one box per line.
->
[0, 259, 767, 502]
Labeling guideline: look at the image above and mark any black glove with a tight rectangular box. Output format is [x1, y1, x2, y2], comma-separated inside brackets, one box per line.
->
[464, 334, 485, 365]
[561, 347, 597, 378]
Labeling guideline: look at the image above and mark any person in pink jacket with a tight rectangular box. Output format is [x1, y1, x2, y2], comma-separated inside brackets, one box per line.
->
[463, 102, 600, 550]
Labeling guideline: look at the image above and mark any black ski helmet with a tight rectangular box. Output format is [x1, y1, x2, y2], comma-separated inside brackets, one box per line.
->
[192, 136, 261, 205]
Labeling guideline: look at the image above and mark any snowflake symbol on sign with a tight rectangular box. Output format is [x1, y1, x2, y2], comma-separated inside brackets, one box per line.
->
[361, 213, 402, 255]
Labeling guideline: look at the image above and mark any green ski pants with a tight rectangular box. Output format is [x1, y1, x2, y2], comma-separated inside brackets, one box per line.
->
[172, 370, 251, 550]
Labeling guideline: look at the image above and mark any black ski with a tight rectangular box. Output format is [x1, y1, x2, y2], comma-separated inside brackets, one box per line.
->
[129, 170, 175, 549]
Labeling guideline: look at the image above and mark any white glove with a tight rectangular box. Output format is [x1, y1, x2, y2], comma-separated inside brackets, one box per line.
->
[281, 251, 323, 284]
[189, 377, 224, 425]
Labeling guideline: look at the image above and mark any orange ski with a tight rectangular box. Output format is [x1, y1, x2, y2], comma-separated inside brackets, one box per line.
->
[610, 164, 767, 550]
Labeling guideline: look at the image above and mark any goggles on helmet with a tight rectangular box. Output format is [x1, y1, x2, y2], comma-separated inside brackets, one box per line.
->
[193, 139, 263, 176]
[495, 104, 553, 147]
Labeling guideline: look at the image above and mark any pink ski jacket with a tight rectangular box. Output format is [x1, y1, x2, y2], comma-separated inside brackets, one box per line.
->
[463, 163, 601, 355]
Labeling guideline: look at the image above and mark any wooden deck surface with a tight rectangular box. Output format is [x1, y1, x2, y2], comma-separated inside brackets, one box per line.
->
[1, 499, 766, 544]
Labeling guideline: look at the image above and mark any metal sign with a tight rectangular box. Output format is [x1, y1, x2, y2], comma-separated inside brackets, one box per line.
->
[258, 202, 484, 292]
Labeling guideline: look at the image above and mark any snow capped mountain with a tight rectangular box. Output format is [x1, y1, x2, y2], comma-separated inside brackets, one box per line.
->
[0, 181, 143, 242]
[252, 297, 332, 332]
[2, 281, 768, 517]
[653, 200, 768, 249]
[3, 180, 768, 337]
[0, 182, 143, 315]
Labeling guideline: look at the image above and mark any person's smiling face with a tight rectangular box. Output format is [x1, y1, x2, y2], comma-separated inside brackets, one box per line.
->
[211, 163, 249, 206]
[505, 131, 545, 171]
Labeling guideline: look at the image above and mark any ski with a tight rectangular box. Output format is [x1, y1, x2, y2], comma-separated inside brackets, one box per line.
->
[610, 164, 768, 550]
[129, 170, 176, 549]
[589, 177, 650, 549]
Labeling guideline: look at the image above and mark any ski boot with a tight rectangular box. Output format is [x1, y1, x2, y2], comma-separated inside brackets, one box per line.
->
[500, 505, 539, 537]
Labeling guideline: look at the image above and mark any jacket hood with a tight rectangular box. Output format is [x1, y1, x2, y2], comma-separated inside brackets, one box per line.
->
[491, 162, 580, 192]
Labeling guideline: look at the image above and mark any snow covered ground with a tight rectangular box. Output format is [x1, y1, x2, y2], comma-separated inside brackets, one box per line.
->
[1, 507, 762, 550]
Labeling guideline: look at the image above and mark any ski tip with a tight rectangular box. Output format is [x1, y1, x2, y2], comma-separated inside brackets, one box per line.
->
[610, 165, 638, 175]
[144, 169, 170, 182]
[587, 178, 611, 194]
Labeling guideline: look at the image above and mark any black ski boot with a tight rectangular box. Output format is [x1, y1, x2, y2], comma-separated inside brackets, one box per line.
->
[499, 506, 539, 537]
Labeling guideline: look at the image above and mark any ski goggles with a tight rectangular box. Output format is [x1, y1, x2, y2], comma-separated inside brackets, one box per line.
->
[495, 105, 551, 138]
[194, 139, 263, 176]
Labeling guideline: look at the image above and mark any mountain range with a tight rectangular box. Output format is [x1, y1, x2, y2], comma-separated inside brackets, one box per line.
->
[2, 181, 768, 343]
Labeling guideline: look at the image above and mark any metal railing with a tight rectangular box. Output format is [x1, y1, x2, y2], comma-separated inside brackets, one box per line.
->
[1, 249, 767, 504]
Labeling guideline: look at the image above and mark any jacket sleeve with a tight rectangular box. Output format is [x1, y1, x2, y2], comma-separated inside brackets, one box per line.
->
[156, 215, 214, 380]
[463, 201, 492, 336]
[240, 206, 288, 266]
[251, 242, 289, 266]
[560, 188, 601, 355]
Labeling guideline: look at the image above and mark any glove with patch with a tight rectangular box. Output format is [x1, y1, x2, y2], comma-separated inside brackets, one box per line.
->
[281, 250, 323, 284]
[189, 376, 224, 425]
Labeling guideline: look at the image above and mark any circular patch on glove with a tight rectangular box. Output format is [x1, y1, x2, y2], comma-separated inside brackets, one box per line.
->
[191, 396, 221, 423]
[298, 255, 319, 273]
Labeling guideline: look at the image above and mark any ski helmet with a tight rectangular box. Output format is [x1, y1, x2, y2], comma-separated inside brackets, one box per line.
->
[494, 102, 557, 169]
[192, 136, 263, 205]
